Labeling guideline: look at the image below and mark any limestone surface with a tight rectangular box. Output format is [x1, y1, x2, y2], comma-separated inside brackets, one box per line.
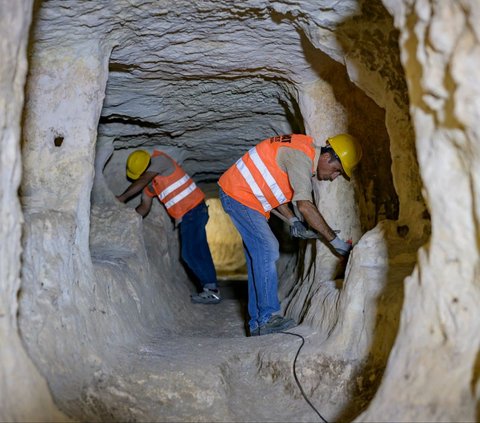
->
[0, 1, 67, 421]
[4, 0, 477, 422]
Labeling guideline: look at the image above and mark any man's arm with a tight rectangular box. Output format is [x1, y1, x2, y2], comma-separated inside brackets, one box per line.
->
[298, 200, 352, 257]
[116, 171, 157, 203]
[276, 203, 295, 220]
[136, 192, 153, 217]
[275, 203, 320, 239]
[296, 200, 336, 241]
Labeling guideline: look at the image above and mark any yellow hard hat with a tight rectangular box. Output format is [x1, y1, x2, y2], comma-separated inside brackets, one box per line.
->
[126, 150, 150, 180]
[327, 134, 362, 178]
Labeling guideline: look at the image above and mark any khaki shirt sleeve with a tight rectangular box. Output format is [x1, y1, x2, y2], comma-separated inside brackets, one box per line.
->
[276, 147, 314, 203]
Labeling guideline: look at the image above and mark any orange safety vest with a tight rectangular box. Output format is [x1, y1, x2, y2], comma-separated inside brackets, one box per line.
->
[144, 151, 205, 219]
[218, 134, 316, 217]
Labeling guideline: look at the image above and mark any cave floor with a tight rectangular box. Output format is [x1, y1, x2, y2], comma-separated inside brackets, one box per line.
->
[65, 220, 421, 422]
[102, 292, 321, 422]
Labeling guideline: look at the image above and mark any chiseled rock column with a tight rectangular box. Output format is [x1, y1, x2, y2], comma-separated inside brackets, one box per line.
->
[0, 1, 66, 421]
[359, 1, 480, 421]
[19, 39, 113, 415]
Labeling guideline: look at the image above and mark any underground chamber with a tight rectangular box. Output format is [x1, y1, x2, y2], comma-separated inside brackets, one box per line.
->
[5, 1, 479, 422]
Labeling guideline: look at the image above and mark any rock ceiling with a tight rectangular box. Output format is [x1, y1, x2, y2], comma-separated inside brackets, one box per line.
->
[32, 0, 380, 181]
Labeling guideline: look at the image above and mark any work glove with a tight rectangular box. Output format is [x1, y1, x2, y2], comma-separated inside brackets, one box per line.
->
[289, 217, 318, 239]
[330, 236, 352, 257]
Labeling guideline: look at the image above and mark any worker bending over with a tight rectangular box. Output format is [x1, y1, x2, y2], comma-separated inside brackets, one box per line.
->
[117, 149, 221, 304]
[218, 134, 362, 336]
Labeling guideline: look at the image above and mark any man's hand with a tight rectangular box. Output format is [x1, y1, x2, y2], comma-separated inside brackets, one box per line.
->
[297, 200, 337, 241]
[289, 217, 318, 239]
[330, 236, 352, 256]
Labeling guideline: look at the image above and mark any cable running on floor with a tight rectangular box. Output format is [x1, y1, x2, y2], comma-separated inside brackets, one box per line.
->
[280, 331, 328, 423]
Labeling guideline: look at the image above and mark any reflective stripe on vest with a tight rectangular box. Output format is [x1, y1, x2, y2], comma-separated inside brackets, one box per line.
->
[218, 134, 316, 217]
[148, 150, 205, 219]
[158, 174, 191, 201]
[236, 146, 287, 212]
[163, 180, 198, 209]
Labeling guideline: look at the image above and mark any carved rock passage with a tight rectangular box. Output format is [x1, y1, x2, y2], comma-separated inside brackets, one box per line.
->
[0, 2, 67, 422]
[0, 0, 477, 422]
[358, 2, 480, 421]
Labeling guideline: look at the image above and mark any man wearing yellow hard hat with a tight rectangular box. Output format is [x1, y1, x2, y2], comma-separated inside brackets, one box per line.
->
[117, 149, 221, 304]
[218, 133, 362, 336]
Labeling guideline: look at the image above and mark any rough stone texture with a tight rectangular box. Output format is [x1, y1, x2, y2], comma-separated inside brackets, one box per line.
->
[18, 1, 421, 421]
[0, 1, 66, 421]
[357, 1, 480, 421]
[9, 0, 478, 422]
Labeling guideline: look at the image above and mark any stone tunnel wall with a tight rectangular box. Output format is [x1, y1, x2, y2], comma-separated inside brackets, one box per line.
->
[15, 0, 421, 420]
[1, 0, 479, 422]
[16, 2, 416, 420]
[18, 33, 206, 418]
[0, 1, 66, 421]
[358, 1, 480, 421]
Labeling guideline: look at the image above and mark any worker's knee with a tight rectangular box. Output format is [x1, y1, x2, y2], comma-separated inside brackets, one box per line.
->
[263, 234, 280, 262]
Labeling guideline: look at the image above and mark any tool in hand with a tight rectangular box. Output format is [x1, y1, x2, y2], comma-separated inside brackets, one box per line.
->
[270, 209, 340, 237]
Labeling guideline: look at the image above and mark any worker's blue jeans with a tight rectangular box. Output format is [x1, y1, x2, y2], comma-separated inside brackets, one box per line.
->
[179, 201, 218, 290]
[219, 188, 280, 332]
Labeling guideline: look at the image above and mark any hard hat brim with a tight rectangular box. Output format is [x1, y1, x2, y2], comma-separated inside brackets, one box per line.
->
[126, 169, 141, 180]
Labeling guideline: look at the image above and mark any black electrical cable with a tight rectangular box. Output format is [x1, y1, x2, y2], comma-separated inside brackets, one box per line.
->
[280, 331, 329, 423]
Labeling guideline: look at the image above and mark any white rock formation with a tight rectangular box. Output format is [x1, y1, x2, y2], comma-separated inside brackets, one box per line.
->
[358, 1, 480, 421]
[1, 0, 477, 422]
[0, 1, 66, 421]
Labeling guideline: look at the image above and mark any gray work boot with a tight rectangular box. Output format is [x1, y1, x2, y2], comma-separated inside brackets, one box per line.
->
[191, 288, 221, 304]
[258, 315, 296, 335]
